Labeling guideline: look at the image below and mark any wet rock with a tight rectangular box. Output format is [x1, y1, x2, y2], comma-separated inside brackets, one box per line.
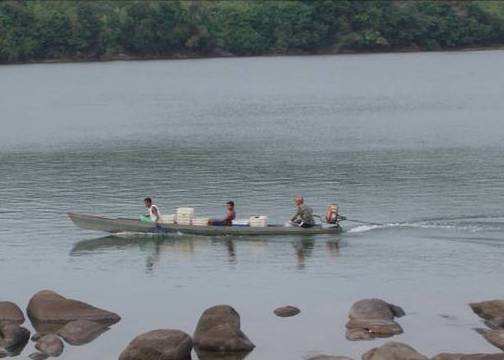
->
[345, 327, 373, 341]
[306, 355, 354, 360]
[475, 328, 504, 351]
[119, 329, 192, 360]
[470, 300, 504, 324]
[193, 305, 255, 352]
[349, 299, 404, 321]
[57, 319, 108, 345]
[346, 318, 403, 338]
[0, 302, 25, 324]
[470, 300, 504, 329]
[35, 334, 64, 357]
[0, 321, 30, 352]
[432, 354, 504, 360]
[28, 353, 49, 360]
[362, 342, 428, 360]
[486, 318, 504, 330]
[27, 290, 120, 329]
[274, 305, 301, 317]
[346, 299, 405, 341]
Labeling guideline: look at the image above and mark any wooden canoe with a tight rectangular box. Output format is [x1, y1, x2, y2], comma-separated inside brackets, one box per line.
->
[68, 212, 343, 236]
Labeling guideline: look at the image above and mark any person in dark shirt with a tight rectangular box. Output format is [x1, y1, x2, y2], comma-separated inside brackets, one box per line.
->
[290, 195, 315, 228]
[209, 201, 236, 226]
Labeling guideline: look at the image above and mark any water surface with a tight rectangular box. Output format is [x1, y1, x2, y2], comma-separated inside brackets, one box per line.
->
[1, 51, 504, 359]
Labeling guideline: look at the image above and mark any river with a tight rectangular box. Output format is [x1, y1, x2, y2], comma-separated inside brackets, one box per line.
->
[1, 51, 504, 359]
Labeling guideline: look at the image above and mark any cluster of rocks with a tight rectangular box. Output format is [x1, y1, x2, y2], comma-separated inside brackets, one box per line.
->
[345, 298, 405, 341]
[3, 293, 504, 359]
[0, 290, 120, 358]
[309, 340, 504, 360]
[308, 298, 504, 360]
[120, 304, 254, 360]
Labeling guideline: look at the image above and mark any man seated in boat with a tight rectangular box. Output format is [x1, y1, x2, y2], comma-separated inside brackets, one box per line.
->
[141, 197, 161, 223]
[290, 195, 315, 228]
[208, 201, 236, 226]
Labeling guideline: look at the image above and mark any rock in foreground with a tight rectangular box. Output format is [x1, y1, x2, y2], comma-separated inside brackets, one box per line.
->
[193, 305, 255, 352]
[362, 342, 428, 360]
[35, 334, 64, 357]
[56, 319, 108, 345]
[274, 305, 301, 318]
[0, 321, 30, 352]
[119, 329, 192, 360]
[346, 299, 405, 341]
[475, 328, 504, 351]
[0, 302, 25, 324]
[27, 290, 120, 329]
[470, 301, 504, 329]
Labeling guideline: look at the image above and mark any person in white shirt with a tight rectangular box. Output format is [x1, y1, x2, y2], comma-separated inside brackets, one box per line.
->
[144, 197, 161, 223]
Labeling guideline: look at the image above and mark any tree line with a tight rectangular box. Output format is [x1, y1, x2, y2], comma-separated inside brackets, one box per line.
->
[1, 0, 504, 63]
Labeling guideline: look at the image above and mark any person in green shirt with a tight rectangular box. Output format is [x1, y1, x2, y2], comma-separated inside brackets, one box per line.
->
[290, 195, 315, 228]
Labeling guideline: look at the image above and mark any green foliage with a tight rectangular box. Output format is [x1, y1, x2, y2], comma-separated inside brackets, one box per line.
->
[1, 0, 504, 63]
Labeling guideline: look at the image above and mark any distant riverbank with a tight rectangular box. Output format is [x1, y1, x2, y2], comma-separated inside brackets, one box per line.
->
[5, 43, 504, 66]
[2, 0, 504, 65]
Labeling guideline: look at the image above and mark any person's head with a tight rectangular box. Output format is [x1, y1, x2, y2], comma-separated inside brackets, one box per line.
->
[295, 195, 304, 207]
[144, 197, 152, 208]
[226, 201, 235, 211]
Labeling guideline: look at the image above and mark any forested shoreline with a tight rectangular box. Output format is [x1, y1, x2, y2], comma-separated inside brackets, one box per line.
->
[1, 0, 504, 64]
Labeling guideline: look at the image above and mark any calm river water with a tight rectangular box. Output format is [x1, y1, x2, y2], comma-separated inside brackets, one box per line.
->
[1, 51, 504, 359]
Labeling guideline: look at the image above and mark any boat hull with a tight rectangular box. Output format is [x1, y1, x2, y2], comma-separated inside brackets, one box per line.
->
[68, 213, 343, 236]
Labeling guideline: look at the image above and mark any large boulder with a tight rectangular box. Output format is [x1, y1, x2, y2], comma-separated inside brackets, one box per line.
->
[35, 334, 64, 357]
[56, 319, 108, 345]
[350, 299, 405, 320]
[362, 342, 428, 360]
[27, 290, 120, 332]
[274, 305, 301, 318]
[432, 354, 504, 360]
[346, 299, 405, 341]
[193, 305, 255, 352]
[0, 302, 25, 324]
[475, 328, 504, 351]
[470, 301, 504, 329]
[119, 329, 192, 360]
[0, 321, 30, 353]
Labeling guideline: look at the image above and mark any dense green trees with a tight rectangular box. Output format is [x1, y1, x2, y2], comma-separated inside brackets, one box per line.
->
[1, 0, 504, 63]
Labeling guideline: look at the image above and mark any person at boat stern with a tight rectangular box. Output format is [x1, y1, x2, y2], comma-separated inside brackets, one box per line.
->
[141, 197, 161, 223]
[290, 195, 315, 228]
[209, 201, 236, 226]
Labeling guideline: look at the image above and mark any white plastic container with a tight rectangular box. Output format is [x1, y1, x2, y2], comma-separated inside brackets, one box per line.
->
[160, 214, 176, 224]
[176, 207, 195, 225]
[249, 215, 268, 227]
[176, 207, 195, 217]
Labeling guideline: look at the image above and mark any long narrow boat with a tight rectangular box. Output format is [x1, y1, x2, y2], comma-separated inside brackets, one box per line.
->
[68, 212, 343, 236]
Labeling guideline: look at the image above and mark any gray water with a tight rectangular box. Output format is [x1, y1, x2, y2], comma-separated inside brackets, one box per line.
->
[1, 51, 504, 359]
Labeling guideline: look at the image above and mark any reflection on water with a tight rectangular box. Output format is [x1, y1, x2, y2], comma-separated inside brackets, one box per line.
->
[71, 235, 340, 272]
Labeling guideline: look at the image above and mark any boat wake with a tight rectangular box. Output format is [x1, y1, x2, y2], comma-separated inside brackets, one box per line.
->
[348, 215, 504, 234]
